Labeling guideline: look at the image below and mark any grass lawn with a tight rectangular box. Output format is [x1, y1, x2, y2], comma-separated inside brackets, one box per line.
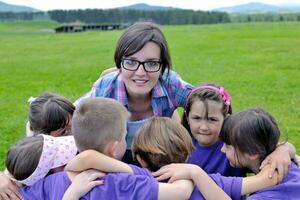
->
[0, 21, 299, 169]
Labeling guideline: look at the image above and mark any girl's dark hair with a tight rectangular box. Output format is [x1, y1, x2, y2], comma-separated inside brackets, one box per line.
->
[29, 92, 75, 135]
[182, 84, 232, 135]
[6, 136, 43, 180]
[114, 22, 171, 75]
[220, 107, 280, 162]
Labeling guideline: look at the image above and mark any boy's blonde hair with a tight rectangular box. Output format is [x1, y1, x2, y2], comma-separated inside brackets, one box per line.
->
[132, 117, 194, 171]
[72, 97, 129, 152]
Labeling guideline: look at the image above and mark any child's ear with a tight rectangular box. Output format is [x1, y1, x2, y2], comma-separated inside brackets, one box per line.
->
[105, 140, 119, 159]
[136, 154, 148, 168]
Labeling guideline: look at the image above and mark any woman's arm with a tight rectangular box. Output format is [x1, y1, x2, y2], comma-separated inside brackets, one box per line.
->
[153, 164, 231, 200]
[65, 150, 133, 174]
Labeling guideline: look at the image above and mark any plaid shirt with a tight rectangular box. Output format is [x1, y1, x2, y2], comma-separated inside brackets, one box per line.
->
[75, 70, 193, 117]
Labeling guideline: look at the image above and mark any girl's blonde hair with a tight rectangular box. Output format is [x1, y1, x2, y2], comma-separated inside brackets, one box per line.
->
[132, 117, 194, 171]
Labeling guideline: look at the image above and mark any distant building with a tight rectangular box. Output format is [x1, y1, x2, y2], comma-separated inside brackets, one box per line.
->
[55, 24, 128, 33]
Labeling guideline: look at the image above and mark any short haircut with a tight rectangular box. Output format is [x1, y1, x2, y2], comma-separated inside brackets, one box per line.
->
[220, 107, 280, 162]
[6, 135, 43, 180]
[72, 97, 129, 153]
[114, 22, 171, 75]
[132, 117, 194, 171]
[29, 92, 75, 135]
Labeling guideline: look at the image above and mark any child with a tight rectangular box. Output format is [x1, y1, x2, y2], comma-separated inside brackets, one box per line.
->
[20, 97, 195, 200]
[66, 117, 278, 200]
[155, 107, 300, 199]
[220, 107, 300, 199]
[0, 92, 75, 200]
[27, 92, 75, 137]
[5, 134, 77, 186]
[183, 84, 296, 179]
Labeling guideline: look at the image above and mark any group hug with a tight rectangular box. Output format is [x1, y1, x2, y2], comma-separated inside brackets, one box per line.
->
[1, 22, 299, 200]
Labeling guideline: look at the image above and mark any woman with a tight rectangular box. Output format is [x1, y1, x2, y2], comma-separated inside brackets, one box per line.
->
[75, 22, 193, 163]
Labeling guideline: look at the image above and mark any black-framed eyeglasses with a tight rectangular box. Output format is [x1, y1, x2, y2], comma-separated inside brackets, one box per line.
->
[121, 58, 162, 73]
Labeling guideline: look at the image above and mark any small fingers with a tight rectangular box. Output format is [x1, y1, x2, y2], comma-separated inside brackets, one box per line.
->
[268, 162, 277, 178]
[155, 173, 172, 182]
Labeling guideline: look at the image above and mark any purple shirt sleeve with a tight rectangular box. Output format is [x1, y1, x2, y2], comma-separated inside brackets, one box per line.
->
[83, 172, 158, 200]
[210, 173, 243, 200]
[130, 164, 153, 176]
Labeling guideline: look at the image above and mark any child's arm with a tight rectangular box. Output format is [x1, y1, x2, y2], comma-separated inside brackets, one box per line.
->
[63, 169, 105, 200]
[65, 150, 133, 174]
[158, 180, 194, 200]
[260, 141, 295, 181]
[241, 164, 278, 195]
[153, 164, 231, 200]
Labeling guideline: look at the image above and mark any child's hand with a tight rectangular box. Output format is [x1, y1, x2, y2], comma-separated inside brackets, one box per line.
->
[63, 169, 105, 200]
[0, 171, 22, 200]
[153, 163, 198, 183]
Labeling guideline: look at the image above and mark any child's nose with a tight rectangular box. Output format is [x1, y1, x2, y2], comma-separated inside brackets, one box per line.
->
[199, 121, 208, 131]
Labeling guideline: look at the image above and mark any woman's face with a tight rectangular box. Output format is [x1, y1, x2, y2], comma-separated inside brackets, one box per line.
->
[187, 100, 224, 147]
[120, 42, 161, 98]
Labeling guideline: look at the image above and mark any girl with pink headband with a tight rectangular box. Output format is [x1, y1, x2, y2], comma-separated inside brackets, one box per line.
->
[5, 134, 78, 186]
[182, 84, 296, 180]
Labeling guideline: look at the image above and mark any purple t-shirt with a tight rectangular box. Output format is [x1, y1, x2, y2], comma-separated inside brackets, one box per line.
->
[189, 173, 243, 200]
[21, 165, 158, 200]
[247, 163, 300, 200]
[187, 139, 245, 176]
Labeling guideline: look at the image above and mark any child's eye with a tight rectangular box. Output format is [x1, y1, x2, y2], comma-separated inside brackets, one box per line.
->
[208, 117, 218, 122]
[191, 116, 201, 120]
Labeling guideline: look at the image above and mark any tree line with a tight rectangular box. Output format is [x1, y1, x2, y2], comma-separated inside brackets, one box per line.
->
[1, 9, 300, 24]
[0, 9, 229, 24]
[231, 12, 300, 23]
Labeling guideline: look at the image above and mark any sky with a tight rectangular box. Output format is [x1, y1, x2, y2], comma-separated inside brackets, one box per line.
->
[2, 0, 300, 11]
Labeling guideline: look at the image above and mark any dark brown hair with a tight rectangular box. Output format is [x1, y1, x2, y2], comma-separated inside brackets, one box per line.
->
[114, 22, 171, 75]
[29, 92, 75, 135]
[6, 136, 43, 180]
[220, 107, 280, 163]
[132, 117, 194, 171]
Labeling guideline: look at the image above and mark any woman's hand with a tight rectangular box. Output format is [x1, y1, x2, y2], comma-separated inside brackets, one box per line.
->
[0, 172, 22, 200]
[260, 143, 292, 182]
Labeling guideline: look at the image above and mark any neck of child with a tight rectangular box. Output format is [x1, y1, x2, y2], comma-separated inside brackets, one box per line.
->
[247, 159, 261, 174]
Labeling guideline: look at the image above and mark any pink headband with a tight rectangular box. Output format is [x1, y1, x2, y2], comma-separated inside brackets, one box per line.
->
[17, 135, 77, 186]
[187, 85, 231, 111]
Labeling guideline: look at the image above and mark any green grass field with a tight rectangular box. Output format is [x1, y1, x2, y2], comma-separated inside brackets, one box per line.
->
[0, 21, 299, 169]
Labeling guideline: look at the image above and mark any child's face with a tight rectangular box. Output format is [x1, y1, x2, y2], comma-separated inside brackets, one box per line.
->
[221, 143, 249, 168]
[188, 100, 224, 147]
[50, 115, 72, 137]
